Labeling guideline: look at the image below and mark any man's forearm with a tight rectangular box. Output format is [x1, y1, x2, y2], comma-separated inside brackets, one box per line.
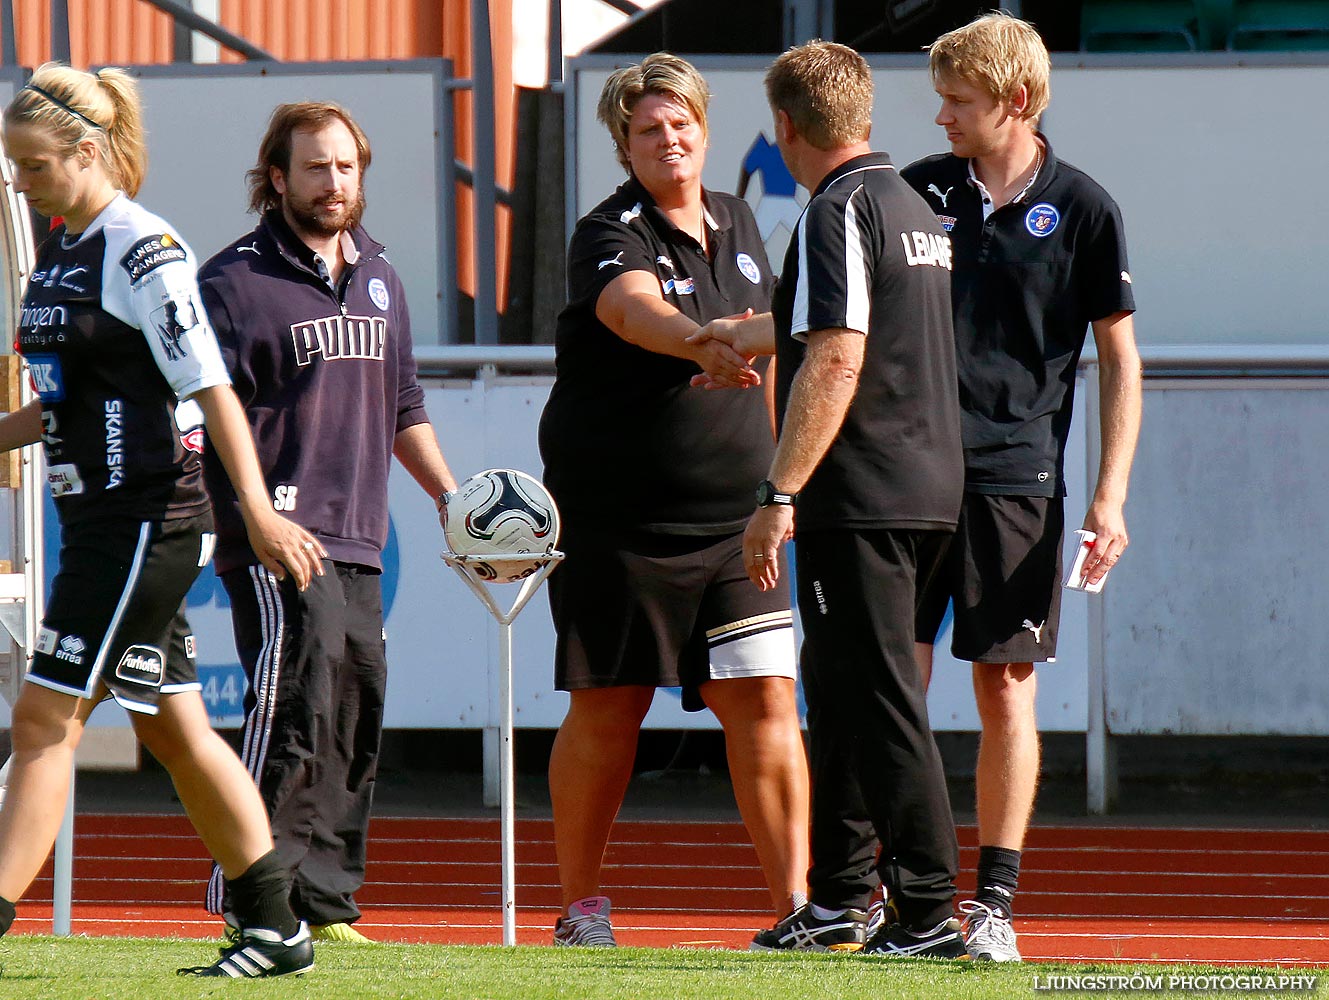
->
[1090, 314, 1142, 505]
[393, 422, 457, 501]
[767, 329, 864, 492]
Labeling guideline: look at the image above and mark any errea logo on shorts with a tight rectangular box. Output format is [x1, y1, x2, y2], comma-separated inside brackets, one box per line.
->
[57, 634, 87, 665]
[34, 627, 86, 664]
[116, 644, 165, 688]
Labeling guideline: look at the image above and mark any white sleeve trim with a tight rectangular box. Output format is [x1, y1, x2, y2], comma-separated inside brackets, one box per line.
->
[842, 185, 871, 335]
[790, 211, 811, 343]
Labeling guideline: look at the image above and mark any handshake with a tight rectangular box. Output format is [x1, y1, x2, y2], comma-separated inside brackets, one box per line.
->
[684, 309, 772, 390]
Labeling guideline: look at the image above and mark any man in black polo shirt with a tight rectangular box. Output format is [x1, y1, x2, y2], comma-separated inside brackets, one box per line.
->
[708, 40, 967, 958]
[902, 12, 1143, 963]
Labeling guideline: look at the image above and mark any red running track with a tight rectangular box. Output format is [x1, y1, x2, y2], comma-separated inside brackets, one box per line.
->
[11, 815, 1329, 965]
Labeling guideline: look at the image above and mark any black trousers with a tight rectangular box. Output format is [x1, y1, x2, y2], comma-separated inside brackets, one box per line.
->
[796, 528, 958, 929]
[206, 562, 387, 925]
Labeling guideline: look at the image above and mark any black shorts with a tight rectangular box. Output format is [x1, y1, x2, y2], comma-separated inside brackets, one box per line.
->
[915, 494, 1064, 663]
[29, 514, 211, 714]
[549, 527, 795, 712]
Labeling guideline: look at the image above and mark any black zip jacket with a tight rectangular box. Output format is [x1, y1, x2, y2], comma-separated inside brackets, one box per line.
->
[199, 211, 428, 573]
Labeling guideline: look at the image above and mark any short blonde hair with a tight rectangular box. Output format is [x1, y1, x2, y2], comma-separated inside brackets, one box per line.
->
[928, 11, 1051, 125]
[597, 53, 710, 174]
[4, 62, 147, 197]
[764, 40, 872, 151]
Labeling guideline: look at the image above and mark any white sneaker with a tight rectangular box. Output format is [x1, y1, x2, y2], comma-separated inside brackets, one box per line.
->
[959, 900, 1022, 962]
[553, 895, 617, 947]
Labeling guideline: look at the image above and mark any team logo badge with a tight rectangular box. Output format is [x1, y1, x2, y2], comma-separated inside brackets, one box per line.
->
[149, 294, 199, 362]
[368, 277, 391, 311]
[1025, 203, 1060, 238]
[937, 214, 957, 232]
[736, 252, 761, 284]
[181, 426, 205, 454]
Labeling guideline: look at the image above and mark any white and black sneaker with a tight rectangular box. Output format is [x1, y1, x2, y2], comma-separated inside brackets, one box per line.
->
[861, 916, 967, 959]
[960, 900, 1022, 962]
[553, 895, 617, 947]
[178, 921, 314, 978]
[750, 903, 868, 952]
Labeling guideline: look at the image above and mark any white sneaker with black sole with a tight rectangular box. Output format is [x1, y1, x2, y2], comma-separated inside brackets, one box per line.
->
[960, 900, 1022, 962]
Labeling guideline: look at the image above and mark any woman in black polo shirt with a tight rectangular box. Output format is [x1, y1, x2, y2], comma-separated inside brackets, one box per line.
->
[538, 53, 809, 947]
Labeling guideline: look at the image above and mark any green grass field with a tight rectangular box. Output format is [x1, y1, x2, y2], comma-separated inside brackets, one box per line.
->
[0, 937, 1322, 1000]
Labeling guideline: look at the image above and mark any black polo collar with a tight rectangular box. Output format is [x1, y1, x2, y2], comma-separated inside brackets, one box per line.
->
[811, 151, 896, 200]
[621, 175, 733, 244]
[965, 131, 1060, 207]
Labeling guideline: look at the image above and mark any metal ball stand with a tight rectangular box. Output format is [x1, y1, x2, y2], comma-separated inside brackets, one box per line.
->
[441, 550, 563, 946]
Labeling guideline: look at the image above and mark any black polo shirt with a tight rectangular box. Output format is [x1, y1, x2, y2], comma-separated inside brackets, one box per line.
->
[771, 152, 963, 533]
[538, 176, 776, 533]
[901, 136, 1135, 497]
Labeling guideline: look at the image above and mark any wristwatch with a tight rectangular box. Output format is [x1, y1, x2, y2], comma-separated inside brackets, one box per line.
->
[755, 480, 797, 508]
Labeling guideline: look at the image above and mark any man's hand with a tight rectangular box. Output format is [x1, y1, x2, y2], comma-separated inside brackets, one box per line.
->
[1080, 499, 1127, 586]
[743, 504, 794, 590]
[687, 309, 765, 389]
[245, 507, 327, 591]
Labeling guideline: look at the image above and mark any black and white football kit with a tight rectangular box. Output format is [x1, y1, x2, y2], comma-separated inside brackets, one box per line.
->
[903, 136, 1136, 662]
[198, 211, 422, 928]
[539, 178, 794, 709]
[17, 194, 228, 713]
[771, 152, 963, 929]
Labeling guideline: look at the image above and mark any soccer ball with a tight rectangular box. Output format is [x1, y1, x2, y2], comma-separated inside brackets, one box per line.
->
[443, 469, 561, 582]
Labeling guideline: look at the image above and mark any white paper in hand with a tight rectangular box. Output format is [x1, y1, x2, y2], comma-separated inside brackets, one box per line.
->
[1064, 528, 1109, 593]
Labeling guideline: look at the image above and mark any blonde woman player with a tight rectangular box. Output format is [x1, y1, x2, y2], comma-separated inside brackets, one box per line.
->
[0, 63, 323, 978]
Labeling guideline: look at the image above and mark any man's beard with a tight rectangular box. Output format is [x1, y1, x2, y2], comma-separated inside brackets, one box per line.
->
[285, 188, 366, 238]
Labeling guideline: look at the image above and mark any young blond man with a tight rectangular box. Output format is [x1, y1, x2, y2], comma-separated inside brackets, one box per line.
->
[902, 12, 1142, 962]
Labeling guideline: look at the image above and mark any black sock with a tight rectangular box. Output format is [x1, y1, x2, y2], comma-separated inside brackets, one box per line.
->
[227, 850, 299, 939]
[0, 894, 16, 936]
[975, 846, 1021, 919]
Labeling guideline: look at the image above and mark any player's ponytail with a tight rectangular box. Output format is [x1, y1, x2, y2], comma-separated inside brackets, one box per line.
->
[93, 67, 147, 198]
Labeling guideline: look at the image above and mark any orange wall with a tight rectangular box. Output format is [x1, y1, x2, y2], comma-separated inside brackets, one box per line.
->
[6, 0, 516, 312]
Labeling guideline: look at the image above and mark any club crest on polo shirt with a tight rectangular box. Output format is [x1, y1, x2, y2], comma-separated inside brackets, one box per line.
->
[937, 214, 957, 232]
[1025, 203, 1060, 238]
[116, 644, 165, 687]
[368, 277, 391, 311]
[736, 252, 762, 284]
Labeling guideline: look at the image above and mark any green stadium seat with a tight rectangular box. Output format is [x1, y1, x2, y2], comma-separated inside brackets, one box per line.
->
[1227, 0, 1329, 50]
[1081, 0, 1201, 52]
[1195, 0, 1237, 49]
